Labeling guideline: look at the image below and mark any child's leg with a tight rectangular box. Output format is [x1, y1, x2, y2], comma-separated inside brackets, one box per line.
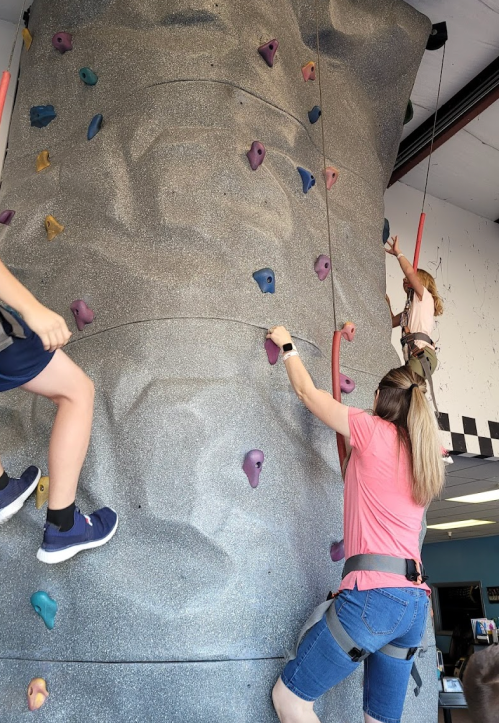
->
[21, 348, 94, 509]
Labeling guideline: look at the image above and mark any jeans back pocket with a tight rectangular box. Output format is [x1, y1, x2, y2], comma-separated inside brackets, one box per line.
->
[361, 589, 408, 636]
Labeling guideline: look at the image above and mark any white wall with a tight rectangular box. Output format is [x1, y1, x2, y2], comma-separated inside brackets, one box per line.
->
[385, 181, 499, 454]
[0, 18, 23, 180]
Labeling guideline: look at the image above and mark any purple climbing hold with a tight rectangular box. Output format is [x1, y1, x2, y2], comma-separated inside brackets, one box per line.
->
[258, 39, 279, 68]
[247, 141, 266, 171]
[330, 539, 345, 562]
[314, 254, 331, 281]
[52, 32, 73, 53]
[0, 210, 15, 225]
[70, 300, 95, 331]
[339, 373, 355, 394]
[243, 449, 264, 489]
[264, 338, 280, 365]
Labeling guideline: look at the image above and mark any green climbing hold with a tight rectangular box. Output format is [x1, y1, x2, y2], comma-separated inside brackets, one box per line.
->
[79, 67, 98, 86]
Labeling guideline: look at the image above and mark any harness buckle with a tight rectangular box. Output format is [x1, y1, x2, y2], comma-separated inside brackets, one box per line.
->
[348, 647, 368, 663]
[406, 647, 418, 660]
[405, 559, 428, 585]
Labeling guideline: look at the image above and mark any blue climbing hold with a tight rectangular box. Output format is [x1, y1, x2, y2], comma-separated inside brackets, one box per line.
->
[79, 67, 98, 86]
[297, 167, 315, 194]
[87, 113, 103, 140]
[30, 591, 58, 630]
[308, 106, 321, 124]
[30, 105, 56, 128]
[253, 268, 275, 294]
[383, 218, 390, 245]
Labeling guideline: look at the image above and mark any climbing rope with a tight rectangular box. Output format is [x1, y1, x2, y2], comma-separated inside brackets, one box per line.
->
[0, 6, 24, 127]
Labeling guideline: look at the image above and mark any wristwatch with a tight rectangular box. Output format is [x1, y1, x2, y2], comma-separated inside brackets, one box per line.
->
[282, 342, 295, 352]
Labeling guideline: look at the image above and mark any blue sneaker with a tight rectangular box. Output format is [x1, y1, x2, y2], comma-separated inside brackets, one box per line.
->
[37, 506, 118, 564]
[0, 466, 41, 524]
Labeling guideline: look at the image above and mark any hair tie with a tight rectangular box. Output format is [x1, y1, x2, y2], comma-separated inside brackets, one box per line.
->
[408, 383, 417, 391]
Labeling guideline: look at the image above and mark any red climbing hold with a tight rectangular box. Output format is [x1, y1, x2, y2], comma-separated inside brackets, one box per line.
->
[301, 61, 315, 81]
[323, 166, 339, 190]
[258, 39, 279, 68]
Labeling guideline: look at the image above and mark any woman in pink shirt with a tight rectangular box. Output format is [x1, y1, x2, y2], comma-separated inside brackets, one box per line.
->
[266, 325, 444, 723]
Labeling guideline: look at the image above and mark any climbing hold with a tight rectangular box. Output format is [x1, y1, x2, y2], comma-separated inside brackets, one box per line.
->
[426, 22, 448, 51]
[246, 141, 266, 171]
[264, 338, 280, 365]
[30, 591, 57, 630]
[330, 539, 345, 562]
[314, 254, 331, 281]
[45, 215, 64, 241]
[383, 218, 390, 245]
[323, 166, 339, 190]
[301, 61, 315, 81]
[22, 28, 33, 51]
[87, 113, 103, 141]
[341, 322, 356, 342]
[253, 268, 275, 294]
[35, 476, 49, 510]
[258, 39, 278, 68]
[36, 150, 50, 172]
[243, 450, 264, 489]
[308, 106, 321, 124]
[52, 32, 73, 53]
[70, 299, 95, 331]
[339, 373, 355, 394]
[30, 105, 56, 128]
[404, 99, 413, 125]
[27, 678, 49, 711]
[297, 167, 315, 194]
[0, 210, 15, 225]
[79, 67, 98, 86]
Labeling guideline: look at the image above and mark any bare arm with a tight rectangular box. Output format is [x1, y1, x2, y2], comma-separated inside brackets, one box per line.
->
[0, 258, 71, 351]
[385, 294, 402, 328]
[266, 326, 350, 438]
[385, 235, 425, 300]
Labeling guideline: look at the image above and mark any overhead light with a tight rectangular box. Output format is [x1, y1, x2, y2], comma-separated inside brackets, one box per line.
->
[427, 520, 496, 530]
[447, 490, 499, 504]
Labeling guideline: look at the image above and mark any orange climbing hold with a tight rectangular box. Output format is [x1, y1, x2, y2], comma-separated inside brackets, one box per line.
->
[22, 28, 33, 51]
[27, 678, 49, 711]
[45, 215, 64, 241]
[323, 166, 339, 190]
[36, 150, 50, 172]
[301, 61, 315, 81]
[36, 476, 49, 509]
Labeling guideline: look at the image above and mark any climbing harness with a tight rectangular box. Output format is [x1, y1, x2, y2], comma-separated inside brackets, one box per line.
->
[288, 553, 429, 696]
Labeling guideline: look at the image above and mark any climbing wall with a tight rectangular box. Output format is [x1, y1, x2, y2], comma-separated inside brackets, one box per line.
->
[0, 1, 436, 721]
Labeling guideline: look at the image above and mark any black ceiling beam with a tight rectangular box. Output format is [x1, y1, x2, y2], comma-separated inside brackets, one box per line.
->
[389, 54, 499, 186]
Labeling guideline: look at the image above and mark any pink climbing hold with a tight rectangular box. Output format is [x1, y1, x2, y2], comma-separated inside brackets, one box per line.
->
[264, 338, 280, 365]
[339, 373, 355, 394]
[243, 449, 264, 488]
[323, 166, 339, 190]
[0, 209, 15, 225]
[301, 61, 316, 81]
[341, 322, 356, 342]
[52, 32, 73, 53]
[247, 141, 266, 171]
[330, 539, 345, 562]
[70, 300, 94, 331]
[258, 39, 279, 68]
[314, 255, 331, 281]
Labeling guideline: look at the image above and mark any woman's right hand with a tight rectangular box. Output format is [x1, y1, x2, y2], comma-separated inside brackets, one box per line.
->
[385, 235, 401, 257]
[22, 302, 72, 351]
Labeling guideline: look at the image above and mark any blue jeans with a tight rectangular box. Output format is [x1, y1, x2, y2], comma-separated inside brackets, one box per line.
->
[281, 586, 429, 723]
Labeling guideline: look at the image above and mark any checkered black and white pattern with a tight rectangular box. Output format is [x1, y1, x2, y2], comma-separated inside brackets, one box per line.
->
[438, 412, 499, 461]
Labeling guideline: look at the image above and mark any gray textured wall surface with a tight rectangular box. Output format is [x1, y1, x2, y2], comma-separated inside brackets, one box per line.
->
[0, 1, 435, 721]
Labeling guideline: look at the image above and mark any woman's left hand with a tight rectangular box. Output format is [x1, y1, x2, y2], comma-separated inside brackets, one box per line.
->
[266, 325, 292, 349]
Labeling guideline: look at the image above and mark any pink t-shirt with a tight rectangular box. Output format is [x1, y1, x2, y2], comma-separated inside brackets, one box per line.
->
[340, 407, 430, 594]
[406, 287, 435, 356]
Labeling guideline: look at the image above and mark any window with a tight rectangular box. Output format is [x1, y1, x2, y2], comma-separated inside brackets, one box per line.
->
[431, 582, 485, 634]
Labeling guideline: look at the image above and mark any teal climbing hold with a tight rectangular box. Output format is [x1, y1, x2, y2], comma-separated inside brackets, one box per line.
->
[87, 113, 103, 140]
[30, 591, 58, 630]
[297, 167, 315, 194]
[79, 67, 98, 86]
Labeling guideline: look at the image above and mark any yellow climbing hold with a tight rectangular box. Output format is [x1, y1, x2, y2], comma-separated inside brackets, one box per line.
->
[36, 150, 50, 172]
[22, 28, 33, 51]
[45, 215, 64, 241]
[36, 476, 49, 509]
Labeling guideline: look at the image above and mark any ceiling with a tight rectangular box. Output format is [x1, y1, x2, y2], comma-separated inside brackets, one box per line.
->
[400, 0, 499, 221]
[426, 456, 499, 543]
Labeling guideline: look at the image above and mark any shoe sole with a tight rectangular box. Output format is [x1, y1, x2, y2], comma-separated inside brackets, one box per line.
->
[0, 468, 41, 525]
[36, 512, 119, 564]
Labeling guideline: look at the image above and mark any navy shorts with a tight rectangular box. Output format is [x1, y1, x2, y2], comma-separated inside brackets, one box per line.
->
[0, 314, 55, 392]
[281, 586, 429, 723]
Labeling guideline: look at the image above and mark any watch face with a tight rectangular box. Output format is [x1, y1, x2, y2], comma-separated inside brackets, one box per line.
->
[283, 343, 293, 352]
